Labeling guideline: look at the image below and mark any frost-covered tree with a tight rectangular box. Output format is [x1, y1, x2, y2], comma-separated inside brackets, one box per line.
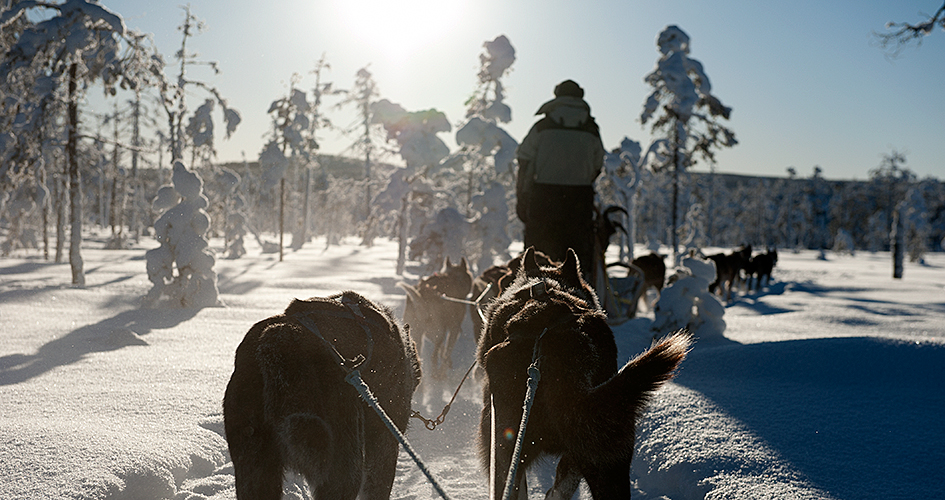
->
[261, 74, 317, 260]
[1, 0, 128, 285]
[338, 66, 385, 226]
[805, 166, 832, 250]
[157, 6, 239, 167]
[868, 150, 915, 250]
[468, 181, 512, 273]
[640, 25, 737, 263]
[454, 34, 518, 214]
[144, 161, 219, 308]
[216, 166, 246, 259]
[370, 99, 451, 274]
[900, 182, 932, 262]
[596, 137, 668, 261]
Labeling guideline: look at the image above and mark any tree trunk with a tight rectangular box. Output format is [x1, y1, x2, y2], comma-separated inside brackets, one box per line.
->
[892, 204, 904, 279]
[40, 165, 49, 260]
[67, 62, 85, 286]
[396, 193, 409, 275]
[130, 89, 141, 241]
[55, 171, 65, 263]
[671, 131, 680, 265]
[279, 177, 285, 261]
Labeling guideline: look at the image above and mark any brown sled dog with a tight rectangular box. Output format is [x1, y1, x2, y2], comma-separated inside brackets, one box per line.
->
[477, 248, 692, 500]
[223, 291, 421, 500]
[399, 257, 473, 379]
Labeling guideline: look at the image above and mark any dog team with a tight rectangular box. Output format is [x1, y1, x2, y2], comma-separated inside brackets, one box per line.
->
[222, 240, 778, 499]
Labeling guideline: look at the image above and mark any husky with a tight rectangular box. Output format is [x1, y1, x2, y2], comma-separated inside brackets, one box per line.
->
[470, 250, 559, 343]
[707, 244, 752, 301]
[477, 248, 692, 500]
[750, 247, 778, 291]
[223, 291, 421, 500]
[399, 257, 473, 379]
[631, 252, 667, 296]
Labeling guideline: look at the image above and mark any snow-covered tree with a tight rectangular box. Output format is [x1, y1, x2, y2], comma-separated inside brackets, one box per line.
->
[900, 182, 932, 262]
[157, 6, 239, 166]
[868, 150, 915, 251]
[370, 99, 452, 274]
[454, 34, 518, 213]
[216, 167, 246, 259]
[261, 74, 318, 260]
[833, 228, 855, 256]
[468, 181, 512, 273]
[805, 166, 832, 250]
[144, 161, 219, 308]
[1, 0, 128, 285]
[640, 25, 737, 264]
[338, 66, 385, 228]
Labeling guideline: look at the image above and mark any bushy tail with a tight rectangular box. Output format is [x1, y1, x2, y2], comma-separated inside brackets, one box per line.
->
[569, 329, 693, 463]
[617, 329, 693, 422]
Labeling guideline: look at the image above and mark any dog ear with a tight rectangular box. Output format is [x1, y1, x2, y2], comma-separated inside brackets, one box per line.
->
[523, 246, 541, 276]
[561, 249, 584, 287]
[459, 257, 468, 272]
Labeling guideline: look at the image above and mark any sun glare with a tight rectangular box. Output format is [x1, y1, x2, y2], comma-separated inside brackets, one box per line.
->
[332, 0, 464, 63]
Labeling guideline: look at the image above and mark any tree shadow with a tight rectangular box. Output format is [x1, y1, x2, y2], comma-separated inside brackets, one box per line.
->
[674, 337, 945, 499]
[0, 307, 199, 386]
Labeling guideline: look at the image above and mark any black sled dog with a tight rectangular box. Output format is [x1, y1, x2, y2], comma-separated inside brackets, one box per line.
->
[477, 248, 692, 500]
[223, 291, 421, 500]
[470, 250, 559, 343]
[399, 257, 473, 379]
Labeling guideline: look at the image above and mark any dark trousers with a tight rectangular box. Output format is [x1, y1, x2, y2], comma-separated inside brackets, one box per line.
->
[523, 183, 595, 274]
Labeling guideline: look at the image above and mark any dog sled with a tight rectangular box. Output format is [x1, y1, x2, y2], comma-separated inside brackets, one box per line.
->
[595, 259, 647, 324]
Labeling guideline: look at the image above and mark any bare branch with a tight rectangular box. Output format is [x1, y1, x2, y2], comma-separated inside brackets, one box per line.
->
[875, 1, 945, 56]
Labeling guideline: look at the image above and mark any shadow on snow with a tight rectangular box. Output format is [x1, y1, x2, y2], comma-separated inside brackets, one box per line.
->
[0, 307, 199, 386]
[674, 337, 945, 499]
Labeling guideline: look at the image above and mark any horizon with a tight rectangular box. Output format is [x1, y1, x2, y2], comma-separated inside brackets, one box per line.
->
[93, 0, 944, 182]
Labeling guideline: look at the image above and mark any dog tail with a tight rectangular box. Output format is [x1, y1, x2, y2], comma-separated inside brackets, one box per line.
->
[616, 329, 693, 421]
[567, 329, 692, 463]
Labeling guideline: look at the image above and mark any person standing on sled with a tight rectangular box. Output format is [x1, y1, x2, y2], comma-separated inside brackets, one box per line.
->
[515, 79, 605, 276]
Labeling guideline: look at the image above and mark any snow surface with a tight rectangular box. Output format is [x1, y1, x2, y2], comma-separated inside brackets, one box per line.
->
[1, 235, 943, 499]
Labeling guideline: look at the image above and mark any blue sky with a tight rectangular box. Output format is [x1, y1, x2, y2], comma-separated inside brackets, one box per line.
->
[100, 0, 944, 180]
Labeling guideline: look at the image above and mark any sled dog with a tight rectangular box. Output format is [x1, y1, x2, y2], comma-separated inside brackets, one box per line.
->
[399, 257, 472, 379]
[631, 252, 667, 296]
[470, 250, 558, 342]
[749, 247, 778, 291]
[223, 291, 421, 500]
[707, 244, 752, 301]
[477, 247, 692, 500]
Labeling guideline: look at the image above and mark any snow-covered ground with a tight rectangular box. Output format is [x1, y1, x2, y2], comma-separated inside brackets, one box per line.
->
[1, 234, 942, 499]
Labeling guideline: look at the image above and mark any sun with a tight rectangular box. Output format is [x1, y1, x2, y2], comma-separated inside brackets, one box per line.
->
[331, 0, 464, 63]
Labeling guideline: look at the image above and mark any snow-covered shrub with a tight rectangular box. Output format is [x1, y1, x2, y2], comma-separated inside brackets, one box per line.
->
[143, 161, 220, 308]
[652, 255, 725, 339]
[833, 228, 855, 256]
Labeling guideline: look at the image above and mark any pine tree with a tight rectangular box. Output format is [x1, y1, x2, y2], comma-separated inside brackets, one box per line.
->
[640, 25, 737, 264]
